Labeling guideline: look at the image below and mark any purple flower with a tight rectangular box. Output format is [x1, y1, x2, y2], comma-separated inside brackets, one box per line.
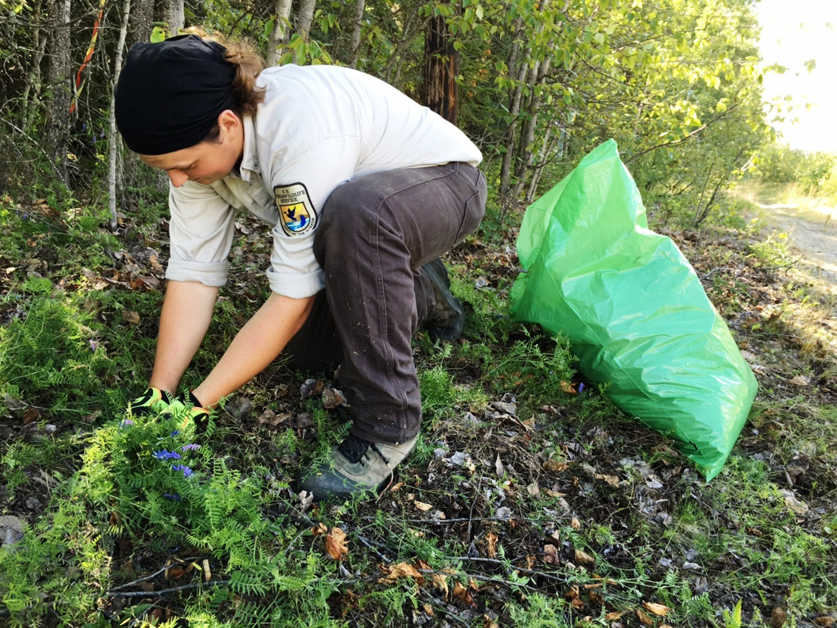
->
[181, 443, 200, 451]
[170, 430, 180, 437]
[153, 450, 181, 460]
[172, 464, 193, 478]
[578, 382, 586, 394]
[120, 419, 134, 428]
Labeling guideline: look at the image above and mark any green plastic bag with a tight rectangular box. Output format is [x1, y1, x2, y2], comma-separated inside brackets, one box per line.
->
[510, 140, 757, 480]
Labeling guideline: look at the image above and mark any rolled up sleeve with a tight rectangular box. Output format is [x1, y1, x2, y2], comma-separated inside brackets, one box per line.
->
[166, 181, 236, 287]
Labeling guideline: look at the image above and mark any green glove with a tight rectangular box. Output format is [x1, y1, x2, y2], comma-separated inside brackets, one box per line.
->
[164, 391, 210, 433]
[128, 386, 174, 416]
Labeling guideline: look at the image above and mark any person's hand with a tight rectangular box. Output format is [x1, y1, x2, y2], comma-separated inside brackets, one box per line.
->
[128, 387, 174, 416]
[163, 391, 210, 433]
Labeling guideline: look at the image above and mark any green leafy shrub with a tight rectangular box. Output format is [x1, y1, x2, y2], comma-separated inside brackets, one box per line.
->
[0, 295, 118, 415]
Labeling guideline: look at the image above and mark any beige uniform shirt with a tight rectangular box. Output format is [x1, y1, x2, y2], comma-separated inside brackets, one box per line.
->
[165, 64, 483, 298]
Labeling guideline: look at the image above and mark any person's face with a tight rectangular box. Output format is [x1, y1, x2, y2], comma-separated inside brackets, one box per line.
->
[139, 109, 244, 187]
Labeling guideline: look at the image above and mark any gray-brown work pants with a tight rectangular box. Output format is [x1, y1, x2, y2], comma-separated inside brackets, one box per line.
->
[284, 162, 486, 444]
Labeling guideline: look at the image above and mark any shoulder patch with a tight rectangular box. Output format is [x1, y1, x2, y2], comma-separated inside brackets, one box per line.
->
[274, 182, 318, 237]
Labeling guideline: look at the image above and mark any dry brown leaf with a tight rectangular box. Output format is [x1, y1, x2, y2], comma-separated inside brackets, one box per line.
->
[431, 573, 449, 597]
[543, 544, 559, 565]
[574, 549, 595, 565]
[543, 458, 568, 472]
[571, 517, 581, 530]
[485, 531, 498, 558]
[814, 618, 835, 627]
[636, 608, 654, 626]
[414, 500, 433, 512]
[379, 562, 423, 584]
[452, 582, 475, 606]
[325, 527, 348, 560]
[570, 597, 585, 610]
[560, 380, 577, 394]
[605, 611, 627, 621]
[595, 473, 621, 487]
[122, 310, 140, 324]
[422, 603, 435, 616]
[643, 601, 670, 616]
[389, 482, 404, 492]
[564, 585, 579, 600]
[548, 530, 561, 543]
[311, 522, 328, 536]
[526, 554, 536, 569]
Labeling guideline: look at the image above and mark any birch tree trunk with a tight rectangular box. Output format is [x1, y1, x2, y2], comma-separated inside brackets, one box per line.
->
[266, 0, 292, 66]
[45, 0, 72, 184]
[348, 0, 365, 68]
[109, 0, 132, 229]
[511, 56, 551, 199]
[21, 0, 48, 131]
[296, 0, 316, 41]
[422, 10, 459, 123]
[166, 0, 184, 36]
[499, 43, 532, 196]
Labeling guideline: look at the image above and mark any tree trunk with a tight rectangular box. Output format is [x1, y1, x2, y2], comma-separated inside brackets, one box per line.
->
[511, 56, 551, 199]
[296, 0, 316, 41]
[266, 0, 292, 66]
[499, 45, 532, 196]
[348, 0, 365, 68]
[525, 124, 552, 202]
[383, 10, 418, 86]
[109, 0, 132, 229]
[21, 0, 48, 131]
[166, 0, 184, 36]
[422, 11, 458, 124]
[129, 0, 153, 46]
[45, 0, 72, 183]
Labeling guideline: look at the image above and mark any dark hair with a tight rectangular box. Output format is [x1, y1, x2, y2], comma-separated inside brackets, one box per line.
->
[183, 27, 266, 141]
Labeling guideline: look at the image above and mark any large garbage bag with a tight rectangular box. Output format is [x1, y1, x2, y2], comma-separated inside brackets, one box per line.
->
[509, 139, 757, 481]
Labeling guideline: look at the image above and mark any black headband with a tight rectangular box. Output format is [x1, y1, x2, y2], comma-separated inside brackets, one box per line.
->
[115, 35, 237, 155]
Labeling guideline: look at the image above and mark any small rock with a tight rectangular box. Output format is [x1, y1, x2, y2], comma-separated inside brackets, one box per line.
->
[0, 515, 25, 548]
[44, 424, 57, 434]
[25, 496, 41, 511]
[495, 506, 512, 521]
[225, 397, 253, 419]
[434, 448, 447, 458]
[682, 561, 701, 570]
[321, 387, 347, 409]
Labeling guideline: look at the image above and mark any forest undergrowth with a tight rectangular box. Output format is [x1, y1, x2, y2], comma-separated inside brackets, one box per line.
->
[0, 185, 834, 627]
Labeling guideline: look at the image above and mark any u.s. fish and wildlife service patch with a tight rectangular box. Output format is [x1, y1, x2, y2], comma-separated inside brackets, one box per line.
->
[274, 182, 318, 237]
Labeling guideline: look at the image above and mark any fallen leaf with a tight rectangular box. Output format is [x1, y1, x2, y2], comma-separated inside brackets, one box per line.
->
[202, 559, 211, 582]
[560, 381, 577, 394]
[379, 562, 423, 584]
[495, 453, 505, 477]
[637, 608, 654, 626]
[595, 473, 621, 487]
[325, 527, 348, 560]
[431, 573, 449, 597]
[574, 549, 595, 565]
[321, 387, 347, 409]
[452, 582, 475, 606]
[543, 458, 568, 472]
[571, 517, 581, 530]
[22, 407, 40, 424]
[414, 501, 433, 512]
[122, 310, 140, 325]
[485, 531, 498, 558]
[526, 482, 540, 497]
[605, 611, 627, 621]
[789, 374, 810, 386]
[643, 601, 670, 616]
[389, 482, 404, 492]
[814, 617, 835, 627]
[543, 544, 559, 564]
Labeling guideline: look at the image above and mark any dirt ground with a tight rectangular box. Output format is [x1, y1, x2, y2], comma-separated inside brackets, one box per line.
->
[753, 199, 837, 294]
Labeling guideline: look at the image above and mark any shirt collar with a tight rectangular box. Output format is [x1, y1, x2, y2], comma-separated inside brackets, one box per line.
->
[238, 113, 259, 182]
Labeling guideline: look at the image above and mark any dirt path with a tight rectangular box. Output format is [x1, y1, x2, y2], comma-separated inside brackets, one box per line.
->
[754, 200, 837, 294]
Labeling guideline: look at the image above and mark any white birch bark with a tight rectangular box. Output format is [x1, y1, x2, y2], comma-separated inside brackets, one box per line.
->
[109, 0, 132, 229]
[349, 0, 365, 67]
[267, 0, 293, 66]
